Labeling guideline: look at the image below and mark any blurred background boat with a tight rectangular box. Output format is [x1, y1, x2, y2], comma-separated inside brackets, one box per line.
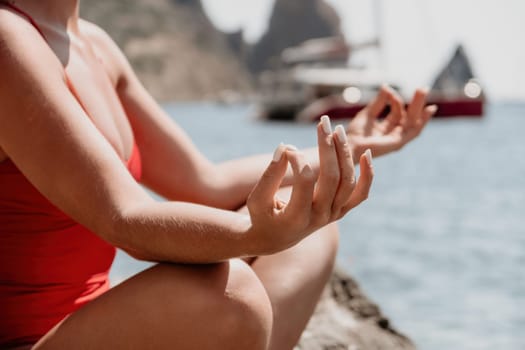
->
[256, 38, 485, 122]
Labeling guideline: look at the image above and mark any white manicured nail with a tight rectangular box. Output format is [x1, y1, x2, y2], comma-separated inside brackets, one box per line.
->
[364, 149, 373, 166]
[334, 125, 347, 144]
[272, 143, 285, 162]
[320, 115, 332, 134]
[284, 144, 298, 151]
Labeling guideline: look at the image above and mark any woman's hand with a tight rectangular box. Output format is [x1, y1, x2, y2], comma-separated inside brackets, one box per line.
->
[346, 85, 437, 160]
[244, 116, 374, 256]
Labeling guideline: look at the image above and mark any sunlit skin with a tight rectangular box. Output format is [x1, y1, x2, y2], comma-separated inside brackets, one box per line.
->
[0, 1, 435, 349]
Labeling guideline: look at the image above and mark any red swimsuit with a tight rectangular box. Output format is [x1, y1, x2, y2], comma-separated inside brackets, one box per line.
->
[0, 3, 142, 347]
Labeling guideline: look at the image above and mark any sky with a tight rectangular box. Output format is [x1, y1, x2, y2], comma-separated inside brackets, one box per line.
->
[201, 0, 525, 101]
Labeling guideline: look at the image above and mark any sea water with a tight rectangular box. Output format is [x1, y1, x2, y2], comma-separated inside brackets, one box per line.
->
[110, 102, 525, 350]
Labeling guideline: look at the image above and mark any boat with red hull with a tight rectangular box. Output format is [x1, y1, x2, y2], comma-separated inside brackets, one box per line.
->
[306, 96, 484, 122]
[257, 40, 485, 122]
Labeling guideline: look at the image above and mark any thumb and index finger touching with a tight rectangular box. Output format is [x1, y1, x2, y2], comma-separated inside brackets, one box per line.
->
[248, 143, 316, 213]
[250, 117, 373, 221]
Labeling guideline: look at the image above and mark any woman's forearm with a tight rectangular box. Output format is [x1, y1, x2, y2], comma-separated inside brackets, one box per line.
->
[110, 200, 253, 264]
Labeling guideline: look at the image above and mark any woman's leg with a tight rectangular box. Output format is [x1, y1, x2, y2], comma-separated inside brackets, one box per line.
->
[251, 224, 339, 350]
[248, 187, 341, 350]
[33, 260, 273, 350]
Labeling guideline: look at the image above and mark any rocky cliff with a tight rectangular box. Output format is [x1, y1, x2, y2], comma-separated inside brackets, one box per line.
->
[80, 0, 253, 101]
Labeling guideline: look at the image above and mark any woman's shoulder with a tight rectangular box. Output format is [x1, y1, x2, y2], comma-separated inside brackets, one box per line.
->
[0, 8, 63, 78]
[0, 6, 62, 64]
[0, 5, 43, 46]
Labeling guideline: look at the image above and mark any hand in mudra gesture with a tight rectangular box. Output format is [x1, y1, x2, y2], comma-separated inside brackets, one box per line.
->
[346, 85, 437, 160]
[245, 116, 374, 256]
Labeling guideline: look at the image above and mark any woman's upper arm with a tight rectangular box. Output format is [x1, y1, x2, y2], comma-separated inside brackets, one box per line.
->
[0, 18, 151, 242]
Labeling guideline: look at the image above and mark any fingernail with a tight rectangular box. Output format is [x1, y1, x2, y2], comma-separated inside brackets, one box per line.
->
[272, 143, 285, 162]
[334, 125, 347, 144]
[284, 144, 298, 151]
[364, 149, 373, 166]
[300, 163, 314, 177]
[428, 104, 438, 114]
[320, 115, 332, 134]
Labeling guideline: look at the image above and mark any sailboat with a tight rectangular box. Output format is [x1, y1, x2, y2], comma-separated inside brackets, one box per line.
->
[256, 2, 484, 122]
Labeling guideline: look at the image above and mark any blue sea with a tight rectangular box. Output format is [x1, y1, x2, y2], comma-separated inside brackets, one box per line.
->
[110, 102, 525, 350]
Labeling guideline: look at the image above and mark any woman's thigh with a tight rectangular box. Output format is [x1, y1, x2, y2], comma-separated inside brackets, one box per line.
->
[33, 260, 272, 350]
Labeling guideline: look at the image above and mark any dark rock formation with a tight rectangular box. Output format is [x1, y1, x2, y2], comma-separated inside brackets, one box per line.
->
[80, 0, 253, 101]
[297, 268, 416, 350]
[247, 0, 344, 73]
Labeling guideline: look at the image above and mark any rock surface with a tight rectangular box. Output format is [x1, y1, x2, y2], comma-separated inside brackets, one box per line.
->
[297, 268, 416, 350]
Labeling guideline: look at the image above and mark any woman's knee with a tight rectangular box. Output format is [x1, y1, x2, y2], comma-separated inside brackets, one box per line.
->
[220, 260, 273, 349]
[149, 261, 273, 349]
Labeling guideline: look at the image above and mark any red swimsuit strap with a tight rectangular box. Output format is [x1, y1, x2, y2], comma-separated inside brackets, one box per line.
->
[0, 2, 47, 39]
